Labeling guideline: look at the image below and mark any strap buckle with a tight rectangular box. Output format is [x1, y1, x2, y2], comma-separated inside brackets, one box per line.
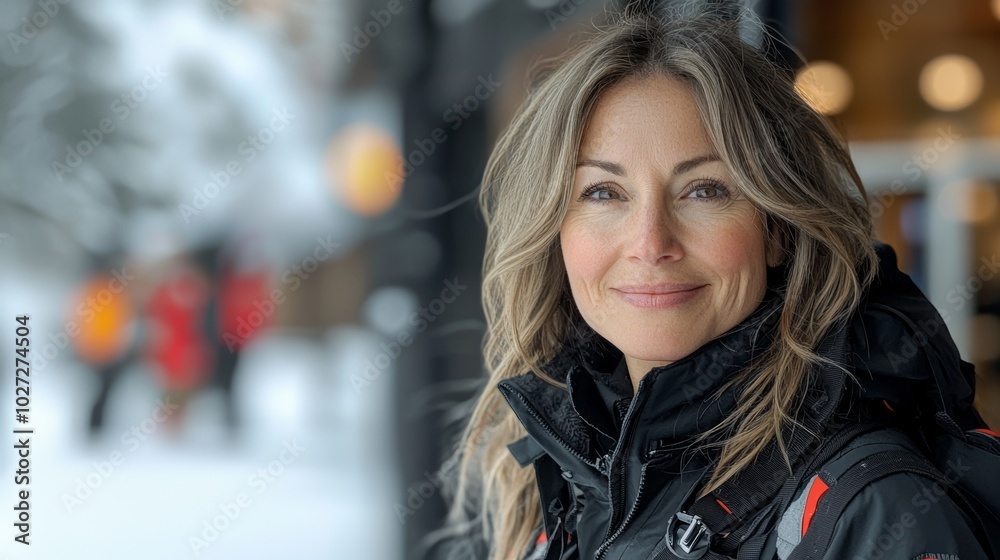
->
[666, 511, 712, 559]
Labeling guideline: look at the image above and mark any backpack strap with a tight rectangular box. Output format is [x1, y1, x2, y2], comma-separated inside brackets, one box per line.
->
[726, 422, 891, 559]
[786, 449, 989, 560]
[651, 419, 887, 560]
[651, 323, 883, 560]
[705, 421, 885, 554]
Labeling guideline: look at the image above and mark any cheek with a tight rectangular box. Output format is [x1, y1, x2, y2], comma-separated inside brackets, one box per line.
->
[560, 220, 613, 295]
[693, 213, 767, 281]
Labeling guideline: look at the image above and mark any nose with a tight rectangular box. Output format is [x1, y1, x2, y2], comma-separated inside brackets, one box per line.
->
[625, 201, 683, 264]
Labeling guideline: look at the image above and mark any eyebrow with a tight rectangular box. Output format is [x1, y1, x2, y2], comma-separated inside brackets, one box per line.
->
[576, 154, 720, 177]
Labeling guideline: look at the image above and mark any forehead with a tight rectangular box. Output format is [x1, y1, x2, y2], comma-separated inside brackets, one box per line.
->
[578, 74, 715, 162]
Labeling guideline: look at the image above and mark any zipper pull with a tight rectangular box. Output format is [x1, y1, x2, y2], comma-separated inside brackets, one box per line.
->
[645, 439, 665, 461]
[645, 439, 675, 464]
[595, 453, 611, 477]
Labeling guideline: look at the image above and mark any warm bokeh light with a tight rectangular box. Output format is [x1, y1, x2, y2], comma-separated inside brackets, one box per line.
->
[967, 183, 999, 224]
[794, 61, 853, 115]
[70, 275, 136, 365]
[919, 55, 983, 111]
[325, 125, 404, 217]
[938, 180, 999, 224]
[972, 314, 1000, 362]
[993, 0, 1000, 21]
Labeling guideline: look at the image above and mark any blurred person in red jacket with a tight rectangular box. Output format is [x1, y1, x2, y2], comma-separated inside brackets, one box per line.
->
[144, 254, 214, 431]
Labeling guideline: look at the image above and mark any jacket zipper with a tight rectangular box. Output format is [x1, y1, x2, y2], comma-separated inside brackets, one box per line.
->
[593, 381, 654, 559]
[593, 441, 677, 559]
[594, 462, 649, 560]
[501, 379, 657, 559]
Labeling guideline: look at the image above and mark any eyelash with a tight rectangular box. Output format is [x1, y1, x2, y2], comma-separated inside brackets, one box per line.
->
[578, 179, 731, 204]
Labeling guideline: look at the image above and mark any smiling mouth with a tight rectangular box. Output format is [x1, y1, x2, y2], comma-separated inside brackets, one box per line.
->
[611, 284, 706, 309]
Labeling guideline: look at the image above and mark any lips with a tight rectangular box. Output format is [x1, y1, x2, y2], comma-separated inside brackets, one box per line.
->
[613, 283, 705, 294]
[611, 283, 706, 309]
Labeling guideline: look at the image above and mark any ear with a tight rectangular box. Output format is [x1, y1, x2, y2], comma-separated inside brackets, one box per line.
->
[763, 215, 787, 268]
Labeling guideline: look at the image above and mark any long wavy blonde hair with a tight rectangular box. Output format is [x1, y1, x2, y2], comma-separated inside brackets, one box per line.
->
[437, 5, 877, 560]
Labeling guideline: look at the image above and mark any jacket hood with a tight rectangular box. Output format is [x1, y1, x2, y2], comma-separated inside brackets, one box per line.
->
[849, 242, 982, 427]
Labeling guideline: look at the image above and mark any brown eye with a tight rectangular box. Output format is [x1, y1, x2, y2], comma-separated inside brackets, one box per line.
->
[685, 181, 729, 201]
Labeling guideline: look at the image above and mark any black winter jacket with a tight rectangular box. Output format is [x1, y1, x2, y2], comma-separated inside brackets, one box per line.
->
[498, 246, 990, 560]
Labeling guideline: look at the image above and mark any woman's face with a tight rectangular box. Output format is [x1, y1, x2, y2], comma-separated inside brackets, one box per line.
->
[560, 74, 774, 384]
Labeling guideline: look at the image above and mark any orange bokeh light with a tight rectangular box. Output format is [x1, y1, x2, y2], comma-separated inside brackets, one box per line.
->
[325, 125, 404, 217]
[71, 275, 136, 365]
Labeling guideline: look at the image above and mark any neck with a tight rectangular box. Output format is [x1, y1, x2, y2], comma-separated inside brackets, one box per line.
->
[623, 355, 672, 393]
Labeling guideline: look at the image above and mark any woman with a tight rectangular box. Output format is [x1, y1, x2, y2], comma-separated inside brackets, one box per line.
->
[438, 6, 996, 560]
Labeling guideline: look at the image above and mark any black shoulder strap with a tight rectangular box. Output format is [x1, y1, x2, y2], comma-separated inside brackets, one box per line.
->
[651, 420, 884, 560]
[697, 421, 884, 554]
[786, 449, 988, 560]
[726, 421, 888, 556]
[651, 423, 880, 560]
